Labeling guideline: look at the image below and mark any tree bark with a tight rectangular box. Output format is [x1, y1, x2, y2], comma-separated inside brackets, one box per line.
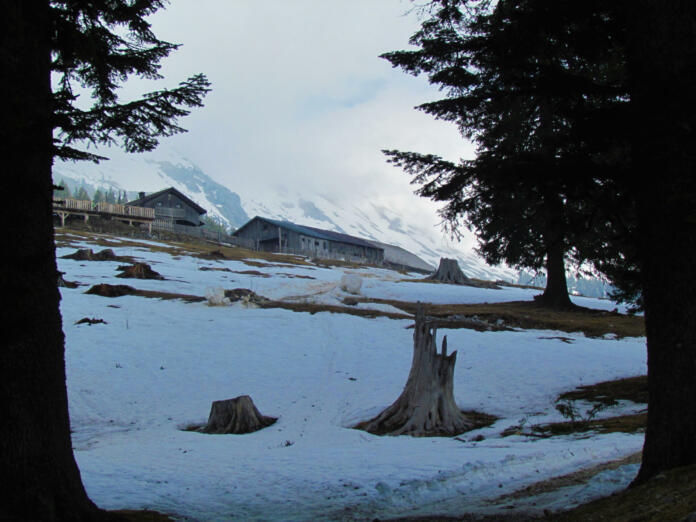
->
[629, 1, 696, 485]
[355, 305, 476, 437]
[534, 242, 573, 309]
[0, 2, 102, 519]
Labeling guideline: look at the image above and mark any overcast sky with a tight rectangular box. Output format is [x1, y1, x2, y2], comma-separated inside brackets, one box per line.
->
[104, 1, 475, 237]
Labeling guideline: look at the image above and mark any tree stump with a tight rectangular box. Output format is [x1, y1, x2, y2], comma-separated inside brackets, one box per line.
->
[203, 395, 276, 434]
[355, 305, 476, 437]
[428, 258, 470, 284]
[116, 262, 164, 280]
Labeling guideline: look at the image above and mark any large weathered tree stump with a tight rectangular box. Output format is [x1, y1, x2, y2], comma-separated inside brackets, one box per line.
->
[355, 305, 476, 437]
[428, 257, 470, 284]
[203, 395, 276, 434]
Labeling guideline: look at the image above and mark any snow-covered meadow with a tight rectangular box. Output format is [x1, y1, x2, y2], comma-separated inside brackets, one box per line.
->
[56, 233, 646, 520]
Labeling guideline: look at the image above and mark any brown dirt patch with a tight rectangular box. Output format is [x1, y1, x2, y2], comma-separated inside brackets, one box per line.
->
[278, 272, 316, 279]
[402, 277, 502, 289]
[62, 248, 132, 262]
[559, 376, 648, 406]
[500, 452, 642, 502]
[505, 376, 648, 437]
[116, 262, 165, 280]
[258, 300, 412, 320]
[84, 283, 205, 303]
[85, 284, 138, 297]
[352, 299, 644, 338]
[199, 266, 233, 273]
[529, 413, 646, 437]
[233, 270, 271, 278]
[55, 230, 312, 268]
[75, 317, 108, 326]
[552, 462, 696, 521]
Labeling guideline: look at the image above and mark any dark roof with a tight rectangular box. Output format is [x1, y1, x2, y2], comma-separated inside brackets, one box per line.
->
[127, 187, 207, 215]
[235, 216, 383, 251]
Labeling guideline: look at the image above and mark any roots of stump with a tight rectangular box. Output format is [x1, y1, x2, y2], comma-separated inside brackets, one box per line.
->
[355, 305, 482, 437]
[202, 395, 276, 434]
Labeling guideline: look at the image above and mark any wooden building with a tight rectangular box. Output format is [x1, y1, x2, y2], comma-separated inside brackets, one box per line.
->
[128, 187, 207, 231]
[366, 240, 435, 274]
[233, 216, 384, 265]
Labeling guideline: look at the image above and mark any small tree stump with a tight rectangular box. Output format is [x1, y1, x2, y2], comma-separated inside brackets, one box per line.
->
[116, 262, 164, 280]
[355, 305, 477, 437]
[428, 258, 470, 284]
[203, 395, 276, 434]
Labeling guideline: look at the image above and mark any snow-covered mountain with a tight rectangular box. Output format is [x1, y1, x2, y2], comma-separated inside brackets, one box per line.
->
[53, 151, 616, 297]
[54, 149, 517, 281]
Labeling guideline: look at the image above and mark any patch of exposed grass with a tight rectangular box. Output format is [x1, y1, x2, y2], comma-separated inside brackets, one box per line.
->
[257, 300, 412, 320]
[499, 451, 642, 502]
[232, 269, 272, 278]
[531, 412, 646, 437]
[400, 277, 501, 289]
[559, 376, 648, 406]
[552, 462, 696, 521]
[85, 283, 206, 303]
[512, 376, 648, 437]
[354, 299, 644, 338]
[55, 230, 313, 268]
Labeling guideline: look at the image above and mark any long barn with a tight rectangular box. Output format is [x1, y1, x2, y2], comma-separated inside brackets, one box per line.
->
[233, 216, 384, 265]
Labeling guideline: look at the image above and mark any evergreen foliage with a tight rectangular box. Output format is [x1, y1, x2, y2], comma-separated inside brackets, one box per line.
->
[53, 178, 71, 199]
[384, 0, 696, 486]
[75, 185, 90, 201]
[50, 0, 211, 163]
[92, 188, 104, 203]
[381, 0, 628, 308]
[202, 214, 230, 235]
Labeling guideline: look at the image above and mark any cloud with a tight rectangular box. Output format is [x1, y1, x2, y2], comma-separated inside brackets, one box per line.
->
[71, 1, 478, 249]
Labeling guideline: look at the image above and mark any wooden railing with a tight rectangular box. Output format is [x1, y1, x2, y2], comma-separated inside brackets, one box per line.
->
[54, 198, 155, 219]
[59, 198, 93, 211]
[125, 205, 155, 218]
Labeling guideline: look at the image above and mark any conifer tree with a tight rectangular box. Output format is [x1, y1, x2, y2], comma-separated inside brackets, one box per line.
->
[385, 0, 696, 486]
[54, 177, 72, 199]
[1, 1, 210, 519]
[75, 185, 90, 201]
[92, 188, 104, 204]
[105, 188, 116, 204]
[382, 0, 626, 308]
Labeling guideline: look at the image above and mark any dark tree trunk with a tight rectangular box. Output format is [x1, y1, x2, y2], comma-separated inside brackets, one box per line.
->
[355, 305, 476, 437]
[534, 242, 573, 309]
[0, 2, 102, 519]
[629, 1, 696, 485]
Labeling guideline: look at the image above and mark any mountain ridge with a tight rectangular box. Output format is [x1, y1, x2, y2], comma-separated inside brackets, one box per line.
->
[53, 150, 612, 293]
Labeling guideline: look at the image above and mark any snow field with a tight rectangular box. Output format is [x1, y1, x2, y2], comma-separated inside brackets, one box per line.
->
[57, 238, 646, 520]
